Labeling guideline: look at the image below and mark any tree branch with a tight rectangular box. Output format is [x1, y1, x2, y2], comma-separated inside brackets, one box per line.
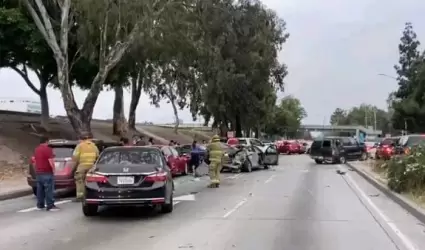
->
[23, 0, 62, 57]
[10, 65, 40, 95]
[59, 0, 71, 55]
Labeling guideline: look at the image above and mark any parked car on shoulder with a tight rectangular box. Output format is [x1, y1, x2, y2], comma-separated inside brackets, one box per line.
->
[394, 134, 425, 156]
[152, 145, 189, 176]
[82, 146, 174, 216]
[375, 137, 399, 160]
[309, 136, 367, 164]
[27, 139, 121, 195]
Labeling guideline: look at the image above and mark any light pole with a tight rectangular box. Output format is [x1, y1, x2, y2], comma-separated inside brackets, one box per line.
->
[378, 73, 397, 80]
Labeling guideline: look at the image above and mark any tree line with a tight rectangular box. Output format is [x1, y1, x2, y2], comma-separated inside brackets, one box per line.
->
[0, 0, 307, 138]
[329, 22, 425, 135]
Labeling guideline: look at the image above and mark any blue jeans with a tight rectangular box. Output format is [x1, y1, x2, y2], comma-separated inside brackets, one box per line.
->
[36, 174, 55, 209]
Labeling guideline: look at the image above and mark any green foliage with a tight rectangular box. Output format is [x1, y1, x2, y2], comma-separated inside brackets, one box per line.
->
[384, 146, 425, 194]
[391, 22, 425, 132]
[329, 104, 391, 133]
[264, 96, 307, 136]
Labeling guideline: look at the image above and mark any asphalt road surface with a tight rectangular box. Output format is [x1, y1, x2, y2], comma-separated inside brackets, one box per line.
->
[1, 155, 425, 250]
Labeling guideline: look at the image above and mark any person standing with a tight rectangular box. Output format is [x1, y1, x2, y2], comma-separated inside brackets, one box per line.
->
[190, 140, 202, 176]
[72, 132, 99, 202]
[34, 136, 59, 211]
[206, 135, 223, 188]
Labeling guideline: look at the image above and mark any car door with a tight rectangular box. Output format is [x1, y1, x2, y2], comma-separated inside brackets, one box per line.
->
[251, 146, 262, 167]
[349, 138, 363, 159]
[170, 147, 185, 172]
[263, 145, 279, 165]
[161, 147, 178, 173]
[341, 138, 355, 159]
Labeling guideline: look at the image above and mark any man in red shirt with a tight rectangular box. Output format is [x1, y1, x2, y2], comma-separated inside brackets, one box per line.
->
[34, 136, 59, 211]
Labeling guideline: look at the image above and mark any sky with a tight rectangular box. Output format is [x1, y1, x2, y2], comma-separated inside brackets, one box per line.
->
[1, 0, 425, 125]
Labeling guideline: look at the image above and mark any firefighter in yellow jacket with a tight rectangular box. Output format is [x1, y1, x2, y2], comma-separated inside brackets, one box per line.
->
[207, 135, 224, 188]
[72, 132, 99, 201]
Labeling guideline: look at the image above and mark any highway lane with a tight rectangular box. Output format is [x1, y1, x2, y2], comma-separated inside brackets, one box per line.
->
[1, 155, 425, 250]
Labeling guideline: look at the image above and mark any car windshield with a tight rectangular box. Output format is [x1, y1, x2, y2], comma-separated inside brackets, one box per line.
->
[238, 139, 247, 145]
[97, 148, 162, 165]
[311, 140, 322, 148]
[322, 140, 332, 147]
[381, 139, 396, 145]
[51, 146, 75, 158]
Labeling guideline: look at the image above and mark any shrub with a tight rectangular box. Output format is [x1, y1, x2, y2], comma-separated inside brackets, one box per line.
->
[387, 145, 425, 194]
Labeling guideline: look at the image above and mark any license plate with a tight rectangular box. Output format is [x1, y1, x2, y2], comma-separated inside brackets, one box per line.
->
[117, 176, 134, 185]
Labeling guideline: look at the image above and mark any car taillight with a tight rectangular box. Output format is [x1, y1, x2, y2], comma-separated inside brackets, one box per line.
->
[404, 147, 410, 155]
[144, 171, 167, 182]
[86, 173, 108, 183]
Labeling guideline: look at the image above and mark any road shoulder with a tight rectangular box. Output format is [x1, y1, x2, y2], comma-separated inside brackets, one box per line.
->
[347, 161, 425, 225]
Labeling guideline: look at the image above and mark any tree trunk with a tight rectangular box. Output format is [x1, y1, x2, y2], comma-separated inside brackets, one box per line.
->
[39, 82, 50, 130]
[170, 99, 180, 134]
[235, 115, 242, 137]
[112, 85, 127, 136]
[128, 74, 143, 129]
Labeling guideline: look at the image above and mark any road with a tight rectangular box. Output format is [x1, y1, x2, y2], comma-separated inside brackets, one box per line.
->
[1, 155, 425, 250]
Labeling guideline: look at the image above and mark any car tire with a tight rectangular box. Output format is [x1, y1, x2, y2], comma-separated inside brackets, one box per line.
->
[360, 152, 367, 161]
[315, 159, 323, 164]
[161, 194, 174, 214]
[32, 187, 37, 196]
[82, 203, 98, 217]
[182, 163, 188, 176]
[242, 159, 253, 172]
[339, 156, 347, 164]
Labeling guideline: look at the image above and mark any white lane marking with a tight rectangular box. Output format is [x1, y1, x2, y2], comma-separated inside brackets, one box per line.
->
[18, 199, 72, 213]
[223, 198, 248, 218]
[337, 165, 418, 250]
[264, 175, 276, 184]
[225, 173, 241, 180]
[173, 201, 180, 206]
[174, 194, 196, 201]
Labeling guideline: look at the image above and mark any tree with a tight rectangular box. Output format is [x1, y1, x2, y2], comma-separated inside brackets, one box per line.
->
[329, 104, 391, 133]
[264, 96, 307, 137]
[329, 108, 347, 125]
[391, 22, 425, 132]
[190, 0, 289, 136]
[0, 2, 56, 129]
[22, 0, 185, 135]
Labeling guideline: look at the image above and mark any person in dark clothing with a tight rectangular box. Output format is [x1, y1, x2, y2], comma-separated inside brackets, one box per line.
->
[148, 137, 154, 145]
[34, 136, 59, 211]
[190, 140, 202, 176]
[120, 137, 130, 146]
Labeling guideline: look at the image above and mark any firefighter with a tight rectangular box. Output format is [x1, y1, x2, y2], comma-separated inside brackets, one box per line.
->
[207, 135, 224, 188]
[72, 132, 99, 202]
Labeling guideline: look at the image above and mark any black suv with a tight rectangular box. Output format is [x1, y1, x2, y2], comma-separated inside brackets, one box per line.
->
[309, 136, 368, 164]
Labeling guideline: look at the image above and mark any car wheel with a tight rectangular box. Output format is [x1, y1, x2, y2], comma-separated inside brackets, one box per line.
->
[182, 163, 188, 176]
[32, 187, 37, 196]
[161, 194, 174, 214]
[360, 152, 367, 161]
[315, 159, 323, 164]
[82, 203, 98, 217]
[243, 159, 253, 172]
[339, 156, 347, 164]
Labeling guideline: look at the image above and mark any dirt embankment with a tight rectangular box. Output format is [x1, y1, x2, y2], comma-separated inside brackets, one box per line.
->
[0, 111, 212, 180]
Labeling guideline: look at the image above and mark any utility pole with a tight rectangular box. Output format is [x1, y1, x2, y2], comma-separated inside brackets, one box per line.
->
[373, 109, 377, 131]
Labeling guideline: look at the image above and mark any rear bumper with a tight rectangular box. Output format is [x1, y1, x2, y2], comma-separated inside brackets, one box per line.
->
[85, 197, 167, 206]
[85, 185, 169, 205]
[27, 176, 75, 189]
[311, 155, 335, 162]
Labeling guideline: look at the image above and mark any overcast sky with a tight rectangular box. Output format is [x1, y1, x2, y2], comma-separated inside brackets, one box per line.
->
[1, 0, 425, 124]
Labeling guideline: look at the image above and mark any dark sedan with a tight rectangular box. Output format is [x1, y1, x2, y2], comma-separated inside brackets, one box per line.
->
[82, 146, 174, 216]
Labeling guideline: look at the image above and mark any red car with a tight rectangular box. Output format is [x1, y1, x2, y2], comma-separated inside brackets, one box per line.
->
[375, 138, 398, 160]
[152, 145, 189, 176]
[27, 139, 120, 195]
[277, 140, 301, 154]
